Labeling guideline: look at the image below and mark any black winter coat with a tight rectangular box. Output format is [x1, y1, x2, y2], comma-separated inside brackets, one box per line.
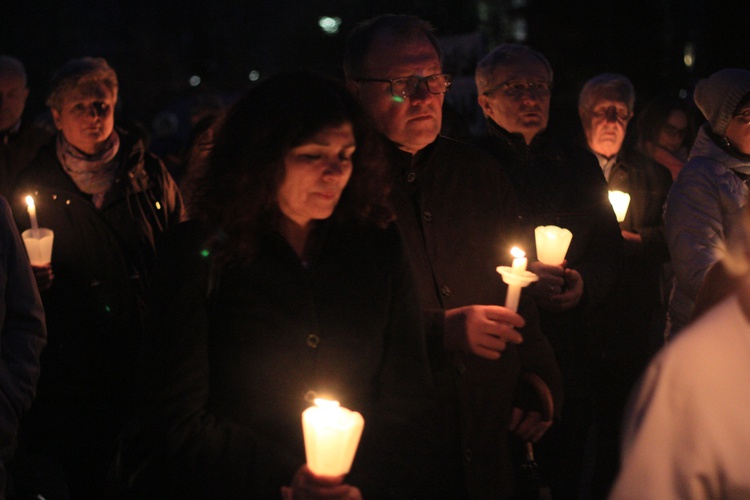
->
[387, 136, 563, 499]
[9, 129, 186, 494]
[135, 220, 436, 498]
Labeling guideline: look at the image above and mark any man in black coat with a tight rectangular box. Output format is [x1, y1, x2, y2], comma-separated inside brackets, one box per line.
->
[578, 73, 673, 497]
[345, 15, 563, 498]
[474, 44, 624, 499]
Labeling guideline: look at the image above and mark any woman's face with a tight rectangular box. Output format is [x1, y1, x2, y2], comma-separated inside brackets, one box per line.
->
[656, 109, 688, 153]
[51, 81, 116, 154]
[277, 122, 355, 228]
[725, 104, 750, 156]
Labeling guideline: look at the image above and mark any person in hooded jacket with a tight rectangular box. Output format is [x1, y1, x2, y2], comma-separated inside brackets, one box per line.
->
[665, 68, 750, 339]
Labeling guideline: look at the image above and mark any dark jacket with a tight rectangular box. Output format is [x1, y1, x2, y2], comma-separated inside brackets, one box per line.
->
[133, 219, 436, 499]
[9, 129, 186, 494]
[606, 147, 673, 365]
[475, 122, 623, 499]
[476, 122, 624, 347]
[0, 196, 46, 483]
[608, 148, 672, 266]
[387, 135, 563, 499]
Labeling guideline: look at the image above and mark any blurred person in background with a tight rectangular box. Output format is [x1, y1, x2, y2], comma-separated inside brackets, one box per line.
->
[635, 94, 697, 181]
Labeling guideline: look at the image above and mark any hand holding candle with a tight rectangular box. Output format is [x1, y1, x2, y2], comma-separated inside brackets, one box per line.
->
[302, 398, 364, 477]
[497, 247, 538, 313]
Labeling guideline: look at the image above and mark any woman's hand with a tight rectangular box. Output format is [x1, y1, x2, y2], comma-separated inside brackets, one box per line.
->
[281, 465, 362, 500]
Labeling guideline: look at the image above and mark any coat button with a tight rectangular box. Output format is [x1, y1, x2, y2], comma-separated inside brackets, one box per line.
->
[304, 390, 317, 403]
[456, 362, 466, 375]
[440, 284, 451, 297]
[307, 334, 320, 348]
[406, 171, 416, 183]
[464, 448, 472, 462]
[422, 211, 432, 222]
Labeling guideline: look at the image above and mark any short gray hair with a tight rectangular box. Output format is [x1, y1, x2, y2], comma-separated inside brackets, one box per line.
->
[343, 14, 441, 80]
[475, 44, 552, 95]
[0, 55, 27, 86]
[578, 73, 635, 113]
[46, 57, 118, 111]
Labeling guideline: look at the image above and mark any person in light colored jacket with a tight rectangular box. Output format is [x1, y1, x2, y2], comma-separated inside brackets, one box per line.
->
[664, 68, 750, 338]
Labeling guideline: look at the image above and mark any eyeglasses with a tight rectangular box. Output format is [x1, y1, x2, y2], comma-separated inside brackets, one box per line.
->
[589, 106, 631, 123]
[734, 110, 750, 125]
[354, 74, 452, 99]
[484, 80, 553, 97]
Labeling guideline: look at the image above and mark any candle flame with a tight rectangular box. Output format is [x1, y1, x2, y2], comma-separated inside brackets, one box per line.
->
[510, 246, 525, 259]
[314, 398, 340, 409]
[25, 195, 35, 209]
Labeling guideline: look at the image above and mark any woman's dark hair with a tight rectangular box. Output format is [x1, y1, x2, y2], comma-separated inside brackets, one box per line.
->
[635, 95, 697, 153]
[186, 70, 392, 265]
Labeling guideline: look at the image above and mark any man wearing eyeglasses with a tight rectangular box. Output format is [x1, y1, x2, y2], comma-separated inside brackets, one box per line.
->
[475, 44, 624, 499]
[345, 15, 563, 499]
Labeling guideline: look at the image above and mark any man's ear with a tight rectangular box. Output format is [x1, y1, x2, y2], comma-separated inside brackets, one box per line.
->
[346, 79, 360, 99]
[477, 94, 492, 119]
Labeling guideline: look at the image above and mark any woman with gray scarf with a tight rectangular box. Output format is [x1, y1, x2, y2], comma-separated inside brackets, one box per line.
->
[665, 68, 750, 338]
[8, 57, 186, 498]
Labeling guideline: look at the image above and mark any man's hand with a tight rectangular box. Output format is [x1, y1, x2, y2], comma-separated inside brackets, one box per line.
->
[509, 408, 552, 443]
[31, 263, 54, 291]
[444, 305, 525, 360]
[527, 261, 566, 300]
[546, 268, 584, 312]
[281, 465, 362, 500]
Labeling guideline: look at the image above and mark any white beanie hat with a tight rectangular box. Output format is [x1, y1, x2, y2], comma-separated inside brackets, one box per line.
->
[694, 68, 750, 136]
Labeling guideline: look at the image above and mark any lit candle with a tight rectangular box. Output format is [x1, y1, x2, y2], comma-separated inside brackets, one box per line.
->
[510, 246, 527, 274]
[25, 195, 39, 235]
[497, 247, 538, 312]
[534, 225, 573, 266]
[302, 398, 364, 477]
[608, 190, 631, 223]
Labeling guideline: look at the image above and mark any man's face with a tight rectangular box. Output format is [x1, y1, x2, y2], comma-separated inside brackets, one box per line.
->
[581, 98, 631, 158]
[0, 73, 29, 132]
[349, 33, 443, 155]
[477, 58, 551, 145]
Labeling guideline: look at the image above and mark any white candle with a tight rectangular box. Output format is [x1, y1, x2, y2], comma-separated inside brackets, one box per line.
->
[25, 195, 39, 234]
[510, 246, 527, 274]
[497, 247, 537, 312]
[534, 225, 573, 266]
[608, 190, 631, 222]
[302, 398, 364, 477]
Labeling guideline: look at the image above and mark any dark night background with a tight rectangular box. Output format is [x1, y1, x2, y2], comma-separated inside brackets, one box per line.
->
[3, 0, 749, 145]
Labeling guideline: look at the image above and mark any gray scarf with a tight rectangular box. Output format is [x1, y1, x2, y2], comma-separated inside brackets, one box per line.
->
[56, 130, 120, 208]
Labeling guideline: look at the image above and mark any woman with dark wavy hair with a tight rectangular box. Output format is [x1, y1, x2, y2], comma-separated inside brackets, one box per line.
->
[128, 71, 435, 499]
